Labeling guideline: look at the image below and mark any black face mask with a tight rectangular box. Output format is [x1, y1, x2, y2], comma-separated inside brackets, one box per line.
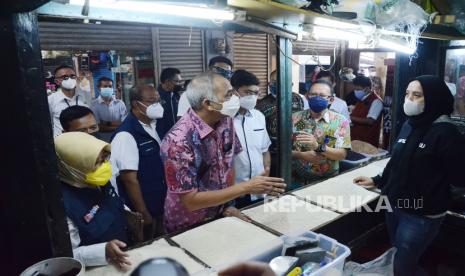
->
[173, 85, 183, 93]
[89, 131, 102, 140]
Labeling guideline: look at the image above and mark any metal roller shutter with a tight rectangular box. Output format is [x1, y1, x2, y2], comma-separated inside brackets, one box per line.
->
[233, 33, 269, 94]
[292, 37, 339, 56]
[38, 21, 152, 51]
[155, 27, 205, 81]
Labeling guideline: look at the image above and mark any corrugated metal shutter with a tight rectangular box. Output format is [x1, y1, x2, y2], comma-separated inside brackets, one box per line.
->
[233, 33, 269, 94]
[156, 27, 205, 80]
[292, 38, 339, 56]
[38, 21, 152, 51]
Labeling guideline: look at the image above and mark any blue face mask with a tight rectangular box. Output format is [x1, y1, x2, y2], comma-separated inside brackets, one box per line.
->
[214, 66, 233, 80]
[354, 89, 366, 100]
[308, 96, 329, 113]
[100, 87, 114, 98]
[269, 84, 277, 97]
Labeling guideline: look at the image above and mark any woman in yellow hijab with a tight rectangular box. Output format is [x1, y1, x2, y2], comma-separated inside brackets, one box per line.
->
[55, 132, 131, 270]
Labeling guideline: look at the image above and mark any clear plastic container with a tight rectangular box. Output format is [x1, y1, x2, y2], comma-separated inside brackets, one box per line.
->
[251, 231, 351, 276]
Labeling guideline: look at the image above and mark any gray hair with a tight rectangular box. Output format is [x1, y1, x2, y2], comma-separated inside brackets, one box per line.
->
[186, 72, 219, 110]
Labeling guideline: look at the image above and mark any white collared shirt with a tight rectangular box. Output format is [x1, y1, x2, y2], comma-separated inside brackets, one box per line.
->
[233, 109, 271, 188]
[67, 218, 107, 267]
[330, 96, 351, 123]
[110, 120, 162, 191]
[48, 90, 88, 137]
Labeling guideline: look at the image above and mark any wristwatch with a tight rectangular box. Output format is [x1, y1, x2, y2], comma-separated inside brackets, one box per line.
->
[315, 143, 327, 153]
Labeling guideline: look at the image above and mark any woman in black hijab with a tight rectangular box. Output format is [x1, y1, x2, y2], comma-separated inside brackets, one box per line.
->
[354, 75, 465, 275]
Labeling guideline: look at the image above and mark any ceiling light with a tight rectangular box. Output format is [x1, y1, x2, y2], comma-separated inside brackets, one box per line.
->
[69, 0, 235, 21]
[312, 26, 367, 42]
[378, 38, 416, 55]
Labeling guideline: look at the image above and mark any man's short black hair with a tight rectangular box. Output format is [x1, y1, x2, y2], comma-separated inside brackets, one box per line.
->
[315, 70, 335, 84]
[54, 65, 75, 76]
[311, 79, 333, 95]
[160, 68, 181, 83]
[230, 70, 260, 90]
[208, 56, 233, 68]
[97, 76, 113, 87]
[352, 75, 372, 89]
[59, 106, 94, 131]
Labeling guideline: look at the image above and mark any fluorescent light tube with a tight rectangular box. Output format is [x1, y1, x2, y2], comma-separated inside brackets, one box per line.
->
[69, 0, 235, 20]
[312, 26, 367, 42]
[378, 38, 416, 54]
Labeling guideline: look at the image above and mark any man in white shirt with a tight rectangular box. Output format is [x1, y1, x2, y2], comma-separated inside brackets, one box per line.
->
[48, 65, 87, 137]
[230, 70, 272, 208]
[90, 77, 127, 142]
[110, 84, 166, 239]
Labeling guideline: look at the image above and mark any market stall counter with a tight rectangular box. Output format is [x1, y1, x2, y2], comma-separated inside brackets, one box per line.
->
[83, 158, 390, 275]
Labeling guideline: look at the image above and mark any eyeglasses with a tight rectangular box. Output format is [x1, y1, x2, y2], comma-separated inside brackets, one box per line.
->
[56, 74, 77, 80]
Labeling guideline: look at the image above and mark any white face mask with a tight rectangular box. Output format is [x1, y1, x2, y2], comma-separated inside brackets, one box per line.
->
[403, 98, 425, 116]
[61, 78, 77, 90]
[239, 95, 258, 110]
[218, 95, 240, 118]
[139, 102, 164, 120]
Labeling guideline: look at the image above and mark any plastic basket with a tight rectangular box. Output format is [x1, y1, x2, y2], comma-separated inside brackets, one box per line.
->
[340, 156, 371, 172]
[251, 231, 351, 276]
[360, 149, 389, 160]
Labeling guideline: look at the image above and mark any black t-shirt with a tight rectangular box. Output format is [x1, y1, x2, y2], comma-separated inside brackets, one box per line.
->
[374, 121, 465, 215]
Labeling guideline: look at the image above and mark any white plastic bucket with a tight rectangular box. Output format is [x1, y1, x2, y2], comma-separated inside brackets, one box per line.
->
[20, 257, 84, 276]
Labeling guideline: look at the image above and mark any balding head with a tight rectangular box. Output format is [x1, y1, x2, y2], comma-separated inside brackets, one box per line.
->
[186, 72, 232, 111]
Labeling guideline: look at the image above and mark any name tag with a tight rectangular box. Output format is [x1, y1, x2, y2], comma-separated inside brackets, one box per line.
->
[84, 205, 100, 223]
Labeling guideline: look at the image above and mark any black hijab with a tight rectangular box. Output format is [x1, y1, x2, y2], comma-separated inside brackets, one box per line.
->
[388, 75, 455, 198]
[408, 75, 454, 128]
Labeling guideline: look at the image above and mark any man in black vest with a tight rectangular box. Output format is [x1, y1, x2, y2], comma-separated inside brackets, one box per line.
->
[157, 68, 183, 139]
[111, 85, 166, 239]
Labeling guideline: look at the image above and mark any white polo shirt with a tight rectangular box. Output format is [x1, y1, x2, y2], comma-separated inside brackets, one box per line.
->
[233, 109, 271, 200]
[362, 93, 384, 120]
[177, 92, 190, 117]
[330, 96, 351, 123]
[110, 120, 162, 192]
[48, 90, 88, 137]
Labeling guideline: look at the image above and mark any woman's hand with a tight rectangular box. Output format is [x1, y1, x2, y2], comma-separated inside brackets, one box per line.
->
[105, 240, 131, 271]
[223, 206, 252, 223]
[353, 176, 375, 189]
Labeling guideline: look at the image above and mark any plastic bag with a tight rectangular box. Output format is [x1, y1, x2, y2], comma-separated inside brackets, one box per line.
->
[273, 0, 309, 8]
[343, 247, 396, 276]
[371, 0, 429, 31]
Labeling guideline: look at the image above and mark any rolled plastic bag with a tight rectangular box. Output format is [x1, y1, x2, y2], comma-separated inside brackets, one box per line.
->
[343, 247, 396, 276]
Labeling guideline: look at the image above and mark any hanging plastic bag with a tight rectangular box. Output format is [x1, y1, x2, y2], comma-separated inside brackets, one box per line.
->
[372, 0, 429, 32]
[343, 247, 396, 276]
[273, 0, 309, 8]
